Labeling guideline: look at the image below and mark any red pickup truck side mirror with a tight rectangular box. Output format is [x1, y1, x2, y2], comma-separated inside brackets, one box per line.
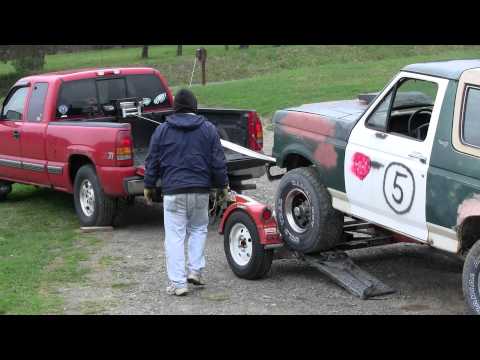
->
[0, 110, 22, 121]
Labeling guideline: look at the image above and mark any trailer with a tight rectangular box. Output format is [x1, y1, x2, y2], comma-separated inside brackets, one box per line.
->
[216, 160, 398, 300]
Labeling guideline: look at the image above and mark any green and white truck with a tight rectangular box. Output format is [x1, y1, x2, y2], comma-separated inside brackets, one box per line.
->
[272, 59, 480, 314]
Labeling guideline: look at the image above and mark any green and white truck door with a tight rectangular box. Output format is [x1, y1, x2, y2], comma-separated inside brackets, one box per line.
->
[344, 72, 449, 241]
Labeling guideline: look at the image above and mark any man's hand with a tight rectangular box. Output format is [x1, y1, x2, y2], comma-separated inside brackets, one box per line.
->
[217, 186, 230, 207]
[144, 188, 155, 206]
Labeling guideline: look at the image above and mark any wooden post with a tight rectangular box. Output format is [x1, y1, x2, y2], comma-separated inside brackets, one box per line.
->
[201, 50, 207, 85]
[196, 47, 207, 86]
[142, 45, 149, 59]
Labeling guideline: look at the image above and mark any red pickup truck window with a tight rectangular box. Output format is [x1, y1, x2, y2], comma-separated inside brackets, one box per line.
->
[97, 78, 127, 106]
[126, 74, 170, 108]
[2, 86, 29, 121]
[56, 79, 100, 118]
[27, 83, 49, 122]
[56, 74, 170, 119]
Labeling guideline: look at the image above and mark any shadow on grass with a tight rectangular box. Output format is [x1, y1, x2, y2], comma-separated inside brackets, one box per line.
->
[8, 185, 73, 206]
[115, 198, 164, 228]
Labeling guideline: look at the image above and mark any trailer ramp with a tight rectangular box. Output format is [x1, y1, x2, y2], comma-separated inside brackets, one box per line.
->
[301, 251, 395, 299]
[298, 219, 396, 300]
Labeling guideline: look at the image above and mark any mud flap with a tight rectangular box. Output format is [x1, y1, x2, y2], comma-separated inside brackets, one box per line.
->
[302, 251, 395, 300]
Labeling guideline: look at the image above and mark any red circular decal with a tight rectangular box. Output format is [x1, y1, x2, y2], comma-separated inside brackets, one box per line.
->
[351, 152, 371, 180]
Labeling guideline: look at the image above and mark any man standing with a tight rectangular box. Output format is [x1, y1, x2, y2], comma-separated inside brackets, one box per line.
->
[144, 89, 229, 296]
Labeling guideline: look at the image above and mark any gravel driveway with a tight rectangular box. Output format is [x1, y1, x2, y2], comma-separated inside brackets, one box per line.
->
[58, 129, 468, 315]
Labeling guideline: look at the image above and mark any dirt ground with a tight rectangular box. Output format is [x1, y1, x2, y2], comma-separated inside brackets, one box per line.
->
[57, 129, 469, 315]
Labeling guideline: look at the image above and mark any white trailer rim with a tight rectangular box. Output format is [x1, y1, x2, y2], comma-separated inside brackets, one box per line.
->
[229, 223, 253, 266]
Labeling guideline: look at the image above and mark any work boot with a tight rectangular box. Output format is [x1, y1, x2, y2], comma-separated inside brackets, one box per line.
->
[187, 272, 206, 286]
[166, 283, 189, 296]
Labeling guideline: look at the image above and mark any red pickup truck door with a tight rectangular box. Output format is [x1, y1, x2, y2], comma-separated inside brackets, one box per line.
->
[0, 85, 29, 181]
[20, 82, 50, 185]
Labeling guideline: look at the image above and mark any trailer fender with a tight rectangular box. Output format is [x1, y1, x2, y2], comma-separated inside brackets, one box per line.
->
[219, 195, 282, 247]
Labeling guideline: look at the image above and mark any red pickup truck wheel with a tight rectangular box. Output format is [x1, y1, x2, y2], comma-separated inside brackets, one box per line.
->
[73, 165, 117, 227]
[462, 240, 480, 315]
[275, 167, 344, 254]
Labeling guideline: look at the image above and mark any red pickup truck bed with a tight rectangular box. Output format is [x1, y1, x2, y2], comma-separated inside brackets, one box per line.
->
[0, 67, 266, 227]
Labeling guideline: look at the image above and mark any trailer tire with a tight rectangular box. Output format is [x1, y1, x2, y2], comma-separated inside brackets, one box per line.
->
[462, 240, 480, 315]
[0, 181, 12, 201]
[224, 210, 273, 280]
[73, 164, 117, 227]
[275, 167, 343, 254]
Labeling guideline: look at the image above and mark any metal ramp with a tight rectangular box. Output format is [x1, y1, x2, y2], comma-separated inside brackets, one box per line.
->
[302, 252, 395, 299]
[298, 218, 397, 300]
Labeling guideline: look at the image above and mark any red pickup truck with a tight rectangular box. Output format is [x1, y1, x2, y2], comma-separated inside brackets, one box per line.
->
[0, 67, 265, 226]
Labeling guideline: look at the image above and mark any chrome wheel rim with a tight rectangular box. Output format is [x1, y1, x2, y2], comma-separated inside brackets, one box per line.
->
[229, 223, 253, 266]
[284, 188, 311, 234]
[79, 179, 95, 217]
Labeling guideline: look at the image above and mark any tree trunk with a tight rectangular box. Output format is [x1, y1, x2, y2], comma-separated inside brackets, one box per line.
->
[142, 45, 149, 59]
[177, 45, 183, 56]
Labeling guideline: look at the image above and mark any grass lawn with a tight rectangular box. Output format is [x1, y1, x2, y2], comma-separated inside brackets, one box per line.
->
[0, 185, 99, 314]
[188, 48, 480, 118]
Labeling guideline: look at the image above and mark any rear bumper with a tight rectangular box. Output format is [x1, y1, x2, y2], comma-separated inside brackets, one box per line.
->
[123, 176, 145, 196]
[228, 164, 266, 179]
[123, 165, 267, 196]
[96, 166, 137, 197]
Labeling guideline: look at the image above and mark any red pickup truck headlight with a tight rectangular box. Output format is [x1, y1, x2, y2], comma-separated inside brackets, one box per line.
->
[116, 131, 133, 166]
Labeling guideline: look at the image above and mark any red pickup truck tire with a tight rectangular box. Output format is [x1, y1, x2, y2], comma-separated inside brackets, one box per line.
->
[0, 181, 12, 201]
[275, 167, 344, 253]
[73, 165, 117, 227]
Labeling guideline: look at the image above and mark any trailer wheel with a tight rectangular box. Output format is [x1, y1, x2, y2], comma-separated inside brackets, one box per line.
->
[462, 240, 480, 315]
[224, 211, 273, 280]
[73, 164, 117, 227]
[275, 167, 343, 254]
[0, 181, 12, 201]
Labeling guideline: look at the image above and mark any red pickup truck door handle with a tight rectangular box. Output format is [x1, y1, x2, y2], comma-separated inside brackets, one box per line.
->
[12, 129, 20, 140]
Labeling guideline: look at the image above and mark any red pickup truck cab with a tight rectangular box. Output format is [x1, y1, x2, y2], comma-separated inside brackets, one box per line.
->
[0, 67, 264, 226]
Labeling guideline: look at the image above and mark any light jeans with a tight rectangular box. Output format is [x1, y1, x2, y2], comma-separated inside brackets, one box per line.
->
[163, 193, 210, 289]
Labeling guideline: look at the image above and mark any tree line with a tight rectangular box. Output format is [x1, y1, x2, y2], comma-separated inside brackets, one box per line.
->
[0, 45, 252, 74]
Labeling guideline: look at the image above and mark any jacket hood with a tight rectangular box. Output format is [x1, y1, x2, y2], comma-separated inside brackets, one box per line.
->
[166, 113, 204, 131]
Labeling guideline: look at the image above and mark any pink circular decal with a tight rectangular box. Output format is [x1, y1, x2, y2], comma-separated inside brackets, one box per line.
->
[351, 152, 371, 180]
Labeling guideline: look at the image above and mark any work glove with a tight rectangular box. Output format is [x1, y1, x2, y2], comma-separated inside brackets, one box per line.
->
[144, 188, 155, 206]
[217, 186, 230, 207]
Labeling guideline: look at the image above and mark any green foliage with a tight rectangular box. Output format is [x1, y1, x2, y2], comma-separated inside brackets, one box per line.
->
[184, 47, 480, 117]
[11, 55, 45, 73]
[0, 45, 57, 74]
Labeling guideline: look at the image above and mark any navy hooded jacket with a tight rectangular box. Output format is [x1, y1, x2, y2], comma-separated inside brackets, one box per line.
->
[144, 113, 229, 195]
